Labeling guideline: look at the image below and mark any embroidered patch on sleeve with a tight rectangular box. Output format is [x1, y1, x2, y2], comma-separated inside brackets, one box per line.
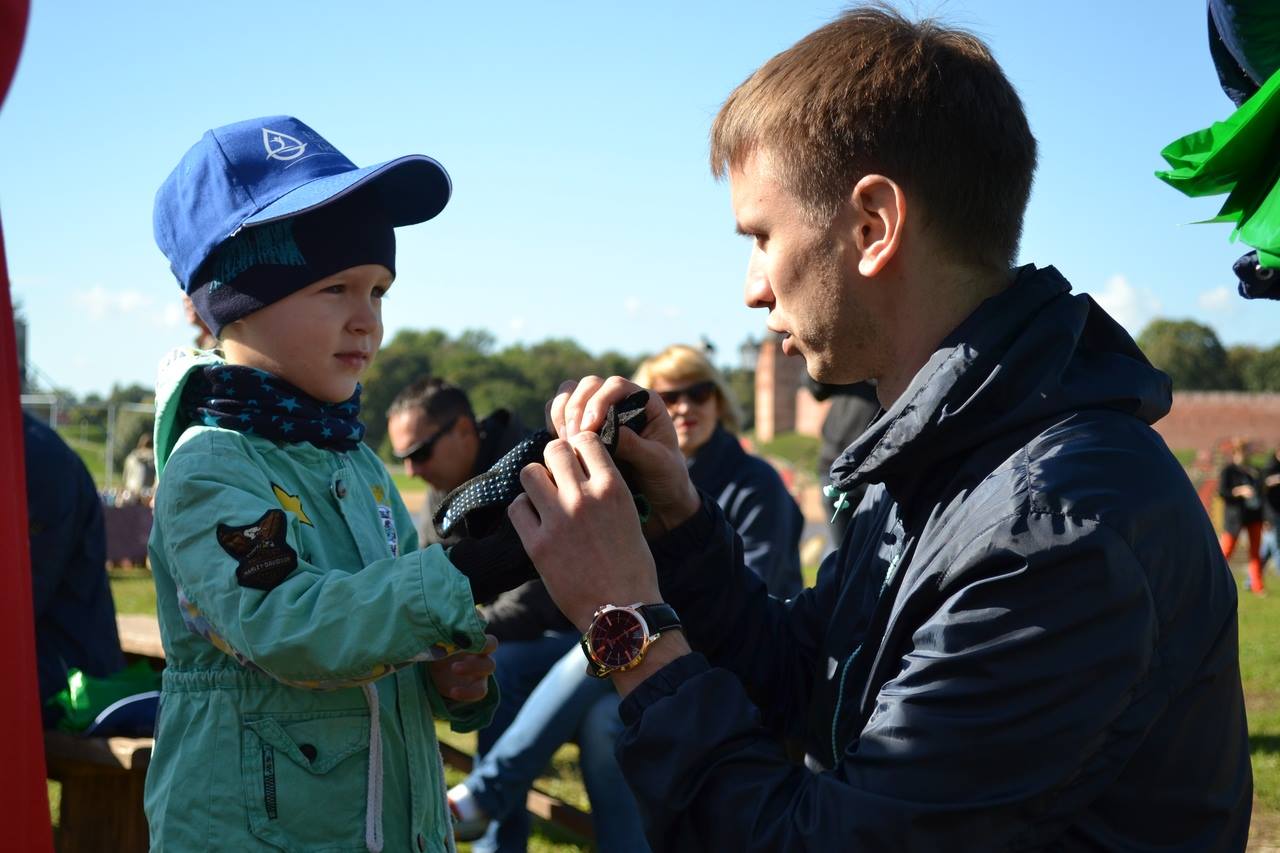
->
[217, 509, 298, 591]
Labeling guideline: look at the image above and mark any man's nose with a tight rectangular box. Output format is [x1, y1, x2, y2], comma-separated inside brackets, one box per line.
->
[744, 249, 774, 309]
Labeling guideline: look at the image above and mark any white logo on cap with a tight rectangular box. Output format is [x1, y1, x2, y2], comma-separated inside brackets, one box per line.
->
[262, 128, 307, 162]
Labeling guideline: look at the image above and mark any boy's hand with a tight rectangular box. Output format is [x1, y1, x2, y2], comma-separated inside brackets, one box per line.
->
[428, 634, 498, 704]
[548, 376, 700, 537]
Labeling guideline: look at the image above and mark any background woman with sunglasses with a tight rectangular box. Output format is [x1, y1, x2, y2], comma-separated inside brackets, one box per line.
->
[448, 344, 803, 850]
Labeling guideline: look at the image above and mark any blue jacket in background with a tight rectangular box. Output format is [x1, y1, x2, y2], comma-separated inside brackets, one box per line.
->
[24, 413, 124, 709]
[617, 265, 1251, 851]
[688, 424, 803, 600]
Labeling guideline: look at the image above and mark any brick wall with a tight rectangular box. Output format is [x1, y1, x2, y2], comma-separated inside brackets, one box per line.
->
[754, 333, 806, 442]
[1153, 392, 1280, 453]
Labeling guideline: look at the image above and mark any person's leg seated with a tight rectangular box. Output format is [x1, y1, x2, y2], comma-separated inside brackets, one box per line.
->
[578, 692, 652, 853]
[461, 644, 613, 836]
[470, 630, 577, 852]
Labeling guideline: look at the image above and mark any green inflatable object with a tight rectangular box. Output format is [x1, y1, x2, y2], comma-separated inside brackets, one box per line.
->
[1156, 66, 1280, 268]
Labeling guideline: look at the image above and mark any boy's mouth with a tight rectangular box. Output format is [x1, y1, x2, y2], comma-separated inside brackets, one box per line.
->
[335, 351, 370, 370]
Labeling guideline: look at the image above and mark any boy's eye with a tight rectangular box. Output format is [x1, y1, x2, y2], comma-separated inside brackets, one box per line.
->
[373, 286, 389, 300]
[323, 284, 345, 294]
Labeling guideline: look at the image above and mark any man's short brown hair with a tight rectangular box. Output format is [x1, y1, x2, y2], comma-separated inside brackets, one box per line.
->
[711, 4, 1037, 271]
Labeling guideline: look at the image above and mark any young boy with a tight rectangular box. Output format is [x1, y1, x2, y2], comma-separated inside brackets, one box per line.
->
[146, 116, 498, 853]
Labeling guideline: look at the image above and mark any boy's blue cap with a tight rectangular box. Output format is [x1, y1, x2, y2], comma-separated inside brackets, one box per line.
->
[154, 115, 451, 291]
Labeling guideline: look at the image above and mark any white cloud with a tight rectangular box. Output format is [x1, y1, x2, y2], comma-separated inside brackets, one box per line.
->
[623, 296, 642, 316]
[1197, 286, 1234, 313]
[509, 316, 527, 333]
[73, 285, 155, 320]
[1092, 274, 1162, 333]
[159, 301, 186, 329]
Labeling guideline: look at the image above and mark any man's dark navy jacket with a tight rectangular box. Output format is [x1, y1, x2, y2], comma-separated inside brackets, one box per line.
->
[618, 266, 1252, 850]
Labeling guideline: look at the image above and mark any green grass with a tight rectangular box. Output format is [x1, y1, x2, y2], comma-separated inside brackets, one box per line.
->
[756, 431, 820, 474]
[63, 434, 107, 485]
[389, 468, 424, 497]
[1235, 566, 1280, 844]
[109, 568, 157, 614]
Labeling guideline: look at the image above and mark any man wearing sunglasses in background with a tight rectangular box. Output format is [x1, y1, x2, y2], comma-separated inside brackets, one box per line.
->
[387, 377, 576, 852]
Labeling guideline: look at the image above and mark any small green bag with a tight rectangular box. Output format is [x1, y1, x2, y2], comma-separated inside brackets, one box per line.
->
[47, 660, 161, 733]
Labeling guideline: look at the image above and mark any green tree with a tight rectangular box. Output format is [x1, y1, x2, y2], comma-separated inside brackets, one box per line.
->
[1136, 319, 1240, 391]
[359, 329, 639, 457]
[1238, 344, 1280, 391]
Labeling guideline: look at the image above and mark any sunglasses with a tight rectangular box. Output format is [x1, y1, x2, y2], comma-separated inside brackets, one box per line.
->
[402, 416, 458, 465]
[656, 381, 716, 407]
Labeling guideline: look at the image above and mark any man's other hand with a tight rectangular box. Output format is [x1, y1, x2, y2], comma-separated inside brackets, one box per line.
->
[548, 375, 700, 536]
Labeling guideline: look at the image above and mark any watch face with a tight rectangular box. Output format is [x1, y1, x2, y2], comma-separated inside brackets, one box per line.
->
[589, 609, 646, 668]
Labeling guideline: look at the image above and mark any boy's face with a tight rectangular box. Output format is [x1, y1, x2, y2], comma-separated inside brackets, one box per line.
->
[221, 264, 390, 403]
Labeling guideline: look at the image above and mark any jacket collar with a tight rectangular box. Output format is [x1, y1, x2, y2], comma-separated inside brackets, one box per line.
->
[830, 264, 1171, 496]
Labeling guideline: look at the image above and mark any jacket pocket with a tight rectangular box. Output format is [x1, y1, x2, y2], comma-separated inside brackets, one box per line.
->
[241, 710, 370, 852]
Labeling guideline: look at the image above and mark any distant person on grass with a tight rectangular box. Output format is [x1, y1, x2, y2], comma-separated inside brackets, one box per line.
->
[1220, 438, 1266, 595]
[146, 116, 499, 853]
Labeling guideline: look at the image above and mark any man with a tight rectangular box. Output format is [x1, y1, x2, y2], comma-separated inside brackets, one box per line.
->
[508, 7, 1253, 850]
[387, 377, 574, 851]
[387, 377, 525, 545]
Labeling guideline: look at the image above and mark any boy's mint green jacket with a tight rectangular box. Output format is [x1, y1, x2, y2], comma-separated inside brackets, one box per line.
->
[144, 349, 496, 853]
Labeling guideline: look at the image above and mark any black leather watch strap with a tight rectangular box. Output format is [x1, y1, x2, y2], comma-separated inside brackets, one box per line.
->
[636, 603, 681, 636]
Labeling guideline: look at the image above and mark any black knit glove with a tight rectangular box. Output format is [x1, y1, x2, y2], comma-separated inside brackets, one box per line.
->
[446, 518, 538, 604]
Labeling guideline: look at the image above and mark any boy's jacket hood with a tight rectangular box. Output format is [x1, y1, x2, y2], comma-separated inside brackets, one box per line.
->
[830, 264, 1173, 494]
[153, 347, 223, 476]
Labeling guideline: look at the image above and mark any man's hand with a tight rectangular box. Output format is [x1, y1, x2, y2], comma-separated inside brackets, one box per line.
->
[509, 430, 663, 632]
[548, 376, 700, 536]
[427, 634, 498, 704]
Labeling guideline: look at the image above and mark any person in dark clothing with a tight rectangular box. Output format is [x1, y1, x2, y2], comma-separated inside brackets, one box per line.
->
[1261, 447, 1280, 573]
[811, 380, 880, 549]
[447, 344, 803, 851]
[1220, 438, 1265, 594]
[508, 8, 1252, 850]
[24, 412, 125, 725]
[386, 376, 572, 851]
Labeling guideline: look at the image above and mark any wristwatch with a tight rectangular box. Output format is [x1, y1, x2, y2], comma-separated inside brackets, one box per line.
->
[580, 602, 682, 678]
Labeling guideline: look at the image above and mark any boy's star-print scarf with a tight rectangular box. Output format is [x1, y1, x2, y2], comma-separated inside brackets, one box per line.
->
[181, 364, 365, 452]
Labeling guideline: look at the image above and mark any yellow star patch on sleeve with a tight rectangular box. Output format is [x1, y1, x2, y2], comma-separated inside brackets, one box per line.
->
[271, 483, 314, 527]
[370, 485, 385, 504]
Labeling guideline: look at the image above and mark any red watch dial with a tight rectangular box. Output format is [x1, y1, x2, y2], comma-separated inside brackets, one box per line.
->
[589, 609, 646, 668]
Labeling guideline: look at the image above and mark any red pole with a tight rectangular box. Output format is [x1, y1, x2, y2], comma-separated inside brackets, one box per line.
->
[0, 1, 53, 850]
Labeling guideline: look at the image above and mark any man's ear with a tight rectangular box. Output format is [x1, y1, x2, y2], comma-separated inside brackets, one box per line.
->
[849, 174, 906, 278]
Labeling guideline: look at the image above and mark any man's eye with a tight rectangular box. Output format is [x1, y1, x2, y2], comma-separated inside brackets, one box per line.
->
[324, 284, 345, 294]
[373, 287, 389, 300]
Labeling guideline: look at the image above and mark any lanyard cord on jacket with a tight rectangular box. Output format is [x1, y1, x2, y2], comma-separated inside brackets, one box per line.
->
[181, 364, 365, 451]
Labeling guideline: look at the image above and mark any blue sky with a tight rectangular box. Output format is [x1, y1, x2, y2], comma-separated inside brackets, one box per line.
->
[0, 1, 1261, 397]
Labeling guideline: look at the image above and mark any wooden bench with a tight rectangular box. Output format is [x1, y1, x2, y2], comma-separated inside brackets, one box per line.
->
[45, 730, 151, 853]
[44, 615, 163, 852]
